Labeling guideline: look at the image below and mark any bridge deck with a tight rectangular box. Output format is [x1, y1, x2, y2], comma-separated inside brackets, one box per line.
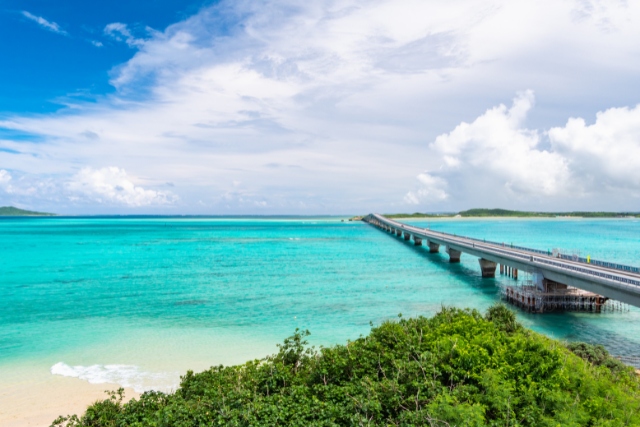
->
[367, 214, 640, 307]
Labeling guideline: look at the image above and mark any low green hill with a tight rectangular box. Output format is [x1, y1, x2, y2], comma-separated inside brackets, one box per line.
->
[459, 208, 639, 218]
[0, 206, 55, 216]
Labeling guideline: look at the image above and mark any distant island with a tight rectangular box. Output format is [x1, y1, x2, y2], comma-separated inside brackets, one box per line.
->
[0, 206, 56, 216]
[357, 208, 640, 219]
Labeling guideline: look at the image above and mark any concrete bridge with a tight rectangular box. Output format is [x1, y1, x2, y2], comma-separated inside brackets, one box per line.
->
[364, 213, 640, 308]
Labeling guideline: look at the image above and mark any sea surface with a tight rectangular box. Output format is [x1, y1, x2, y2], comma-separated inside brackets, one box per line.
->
[2, 216, 640, 393]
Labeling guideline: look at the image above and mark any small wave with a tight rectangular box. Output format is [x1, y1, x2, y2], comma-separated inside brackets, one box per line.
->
[289, 238, 301, 240]
[51, 362, 179, 393]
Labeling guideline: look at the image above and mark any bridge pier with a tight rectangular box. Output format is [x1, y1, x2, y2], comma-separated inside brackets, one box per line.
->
[367, 213, 640, 309]
[446, 245, 461, 263]
[413, 236, 422, 246]
[426, 240, 440, 253]
[478, 259, 497, 278]
[403, 232, 410, 241]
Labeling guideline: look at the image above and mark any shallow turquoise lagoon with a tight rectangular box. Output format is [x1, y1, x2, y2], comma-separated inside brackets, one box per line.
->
[1, 217, 640, 392]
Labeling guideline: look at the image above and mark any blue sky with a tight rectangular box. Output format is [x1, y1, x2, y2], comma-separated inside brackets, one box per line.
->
[2, 0, 640, 214]
[0, 0, 211, 113]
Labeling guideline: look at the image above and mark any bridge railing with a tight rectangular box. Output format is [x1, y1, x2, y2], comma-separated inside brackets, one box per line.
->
[370, 215, 640, 286]
[556, 254, 640, 273]
[534, 257, 640, 288]
[377, 216, 640, 276]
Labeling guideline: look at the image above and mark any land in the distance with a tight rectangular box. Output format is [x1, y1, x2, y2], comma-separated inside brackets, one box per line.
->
[0, 206, 56, 216]
[372, 208, 640, 219]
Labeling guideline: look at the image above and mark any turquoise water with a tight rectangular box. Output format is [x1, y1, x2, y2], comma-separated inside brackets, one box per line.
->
[2, 217, 640, 392]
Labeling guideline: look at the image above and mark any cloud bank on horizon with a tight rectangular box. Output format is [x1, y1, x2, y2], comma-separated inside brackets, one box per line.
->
[2, 0, 640, 214]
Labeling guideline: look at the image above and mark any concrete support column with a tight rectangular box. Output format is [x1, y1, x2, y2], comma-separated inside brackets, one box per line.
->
[403, 232, 410, 241]
[478, 259, 497, 278]
[446, 245, 461, 263]
[395, 229, 402, 236]
[413, 236, 422, 246]
[426, 240, 440, 253]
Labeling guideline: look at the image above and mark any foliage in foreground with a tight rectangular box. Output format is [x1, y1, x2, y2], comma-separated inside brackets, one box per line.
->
[53, 305, 640, 426]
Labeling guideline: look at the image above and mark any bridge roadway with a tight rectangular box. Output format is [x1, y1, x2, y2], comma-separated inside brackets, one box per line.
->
[364, 213, 640, 308]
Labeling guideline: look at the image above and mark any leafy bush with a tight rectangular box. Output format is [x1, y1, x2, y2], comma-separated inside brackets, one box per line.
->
[566, 341, 629, 375]
[53, 307, 640, 426]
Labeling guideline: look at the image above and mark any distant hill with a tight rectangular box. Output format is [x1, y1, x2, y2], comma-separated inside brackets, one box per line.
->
[459, 208, 550, 217]
[0, 206, 56, 216]
[370, 209, 640, 219]
[383, 212, 451, 219]
[458, 208, 639, 218]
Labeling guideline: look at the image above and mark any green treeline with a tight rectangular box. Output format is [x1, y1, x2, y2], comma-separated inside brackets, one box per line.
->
[459, 209, 639, 218]
[378, 209, 640, 219]
[383, 212, 451, 218]
[54, 305, 640, 426]
[0, 206, 55, 216]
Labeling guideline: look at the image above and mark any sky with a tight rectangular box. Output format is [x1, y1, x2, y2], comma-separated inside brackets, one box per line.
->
[1, 0, 640, 215]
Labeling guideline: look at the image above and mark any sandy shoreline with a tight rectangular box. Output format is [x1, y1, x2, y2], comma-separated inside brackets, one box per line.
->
[0, 376, 139, 427]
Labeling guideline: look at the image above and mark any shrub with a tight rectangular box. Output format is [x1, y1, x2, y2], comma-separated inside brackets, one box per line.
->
[566, 341, 630, 375]
[53, 307, 640, 426]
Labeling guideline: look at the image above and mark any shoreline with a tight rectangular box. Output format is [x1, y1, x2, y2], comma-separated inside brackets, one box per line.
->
[0, 375, 139, 427]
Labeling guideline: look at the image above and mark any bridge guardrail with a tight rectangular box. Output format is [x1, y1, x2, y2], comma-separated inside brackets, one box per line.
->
[378, 215, 640, 276]
[534, 258, 640, 288]
[369, 214, 640, 289]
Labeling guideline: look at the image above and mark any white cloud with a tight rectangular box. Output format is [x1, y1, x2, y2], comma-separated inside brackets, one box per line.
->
[0, 170, 11, 186]
[549, 104, 640, 193]
[66, 167, 175, 207]
[104, 23, 145, 47]
[21, 11, 67, 35]
[3, 0, 640, 213]
[91, 40, 104, 47]
[404, 174, 449, 205]
[406, 91, 640, 208]
[0, 167, 175, 209]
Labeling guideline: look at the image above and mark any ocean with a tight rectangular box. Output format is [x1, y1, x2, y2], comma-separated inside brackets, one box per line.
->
[2, 216, 640, 395]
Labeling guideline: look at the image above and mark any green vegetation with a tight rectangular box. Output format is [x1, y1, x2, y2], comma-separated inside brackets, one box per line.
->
[459, 209, 551, 217]
[384, 212, 453, 218]
[371, 209, 640, 219]
[53, 305, 640, 426]
[459, 209, 640, 218]
[0, 206, 55, 216]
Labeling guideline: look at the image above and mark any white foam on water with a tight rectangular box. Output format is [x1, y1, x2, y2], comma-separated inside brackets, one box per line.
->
[51, 362, 180, 393]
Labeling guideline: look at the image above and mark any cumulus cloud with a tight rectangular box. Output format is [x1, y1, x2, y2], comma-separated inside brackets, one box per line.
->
[407, 91, 570, 205]
[0, 170, 11, 186]
[406, 92, 640, 207]
[549, 105, 640, 194]
[0, 167, 175, 209]
[3, 0, 640, 213]
[404, 174, 448, 205]
[66, 167, 174, 206]
[22, 11, 67, 35]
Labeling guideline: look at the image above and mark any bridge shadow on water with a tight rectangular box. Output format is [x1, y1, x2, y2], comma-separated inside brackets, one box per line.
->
[371, 227, 640, 357]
